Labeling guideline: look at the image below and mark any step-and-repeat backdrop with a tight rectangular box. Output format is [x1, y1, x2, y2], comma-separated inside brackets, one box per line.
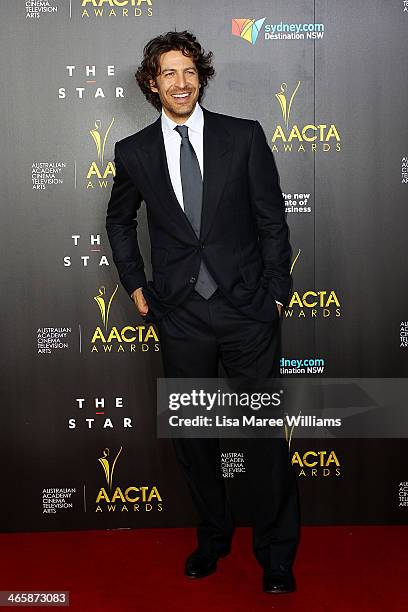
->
[2, 0, 408, 531]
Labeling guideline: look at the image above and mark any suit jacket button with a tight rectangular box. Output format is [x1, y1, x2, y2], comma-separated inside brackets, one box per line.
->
[189, 276, 196, 283]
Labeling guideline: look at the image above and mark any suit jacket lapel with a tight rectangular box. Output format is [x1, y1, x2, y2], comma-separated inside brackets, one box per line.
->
[137, 117, 196, 237]
[135, 108, 234, 243]
[200, 108, 233, 241]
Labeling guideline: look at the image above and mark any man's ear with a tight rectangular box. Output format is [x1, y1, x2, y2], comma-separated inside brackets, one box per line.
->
[149, 79, 158, 93]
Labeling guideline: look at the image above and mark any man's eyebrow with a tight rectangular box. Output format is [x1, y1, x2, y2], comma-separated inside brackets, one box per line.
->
[161, 66, 197, 73]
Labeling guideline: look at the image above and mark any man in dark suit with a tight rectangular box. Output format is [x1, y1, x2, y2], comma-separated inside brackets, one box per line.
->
[106, 31, 300, 594]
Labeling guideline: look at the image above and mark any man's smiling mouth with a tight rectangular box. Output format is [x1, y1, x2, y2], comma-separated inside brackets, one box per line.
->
[171, 92, 192, 99]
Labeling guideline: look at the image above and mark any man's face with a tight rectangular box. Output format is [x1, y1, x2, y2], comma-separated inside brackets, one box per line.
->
[150, 49, 200, 123]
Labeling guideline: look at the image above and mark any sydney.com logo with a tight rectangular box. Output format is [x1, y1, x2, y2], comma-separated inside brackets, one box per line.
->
[231, 18, 325, 45]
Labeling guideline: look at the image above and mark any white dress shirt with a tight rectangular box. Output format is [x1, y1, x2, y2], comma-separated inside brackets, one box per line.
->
[161, 102, 204, 210]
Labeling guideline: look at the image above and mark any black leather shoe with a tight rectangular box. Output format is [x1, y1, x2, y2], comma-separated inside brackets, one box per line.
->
[263, 569, 296, 594]
[184, 549, 220, 579]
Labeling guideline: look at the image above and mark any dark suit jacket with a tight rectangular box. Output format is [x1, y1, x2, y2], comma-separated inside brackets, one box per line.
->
[105, 107, 292, 323]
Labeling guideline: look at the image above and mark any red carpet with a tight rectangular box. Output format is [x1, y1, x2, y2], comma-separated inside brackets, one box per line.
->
[0, 527, 406, 611]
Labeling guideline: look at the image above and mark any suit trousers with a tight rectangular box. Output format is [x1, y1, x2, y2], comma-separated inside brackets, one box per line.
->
[155, 289, 300, 572]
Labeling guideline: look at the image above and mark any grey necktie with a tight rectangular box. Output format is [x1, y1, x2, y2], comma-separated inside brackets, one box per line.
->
[175, 124, 217, 299]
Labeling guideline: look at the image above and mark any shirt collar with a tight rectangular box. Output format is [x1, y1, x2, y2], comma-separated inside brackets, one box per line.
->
[161, 103, 204, 137]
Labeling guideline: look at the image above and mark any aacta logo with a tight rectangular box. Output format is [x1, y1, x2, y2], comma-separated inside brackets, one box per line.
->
[285, 422, 341, 477]
[81, 0, 153, 18]
[90, 285, 159, 352]
[285, 250, 341, 318]
[287, 290, 340, 315]
[231, 18, 265, 45]
[86, 118, 116, 189]
[272, 81, 341, 152]
[291, 450, 341, 477]
[95, 447, 163, 512]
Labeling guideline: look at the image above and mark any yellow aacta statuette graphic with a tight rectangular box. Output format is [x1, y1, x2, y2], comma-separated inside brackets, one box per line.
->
[98, 446, 123, 491]
[89, 117, 115, 166]
[275, 81, 301, 129]
[93, 284, 118, 330]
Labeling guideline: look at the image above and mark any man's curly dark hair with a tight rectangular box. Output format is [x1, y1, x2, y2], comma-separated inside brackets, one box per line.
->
[135, 31, 215, 111]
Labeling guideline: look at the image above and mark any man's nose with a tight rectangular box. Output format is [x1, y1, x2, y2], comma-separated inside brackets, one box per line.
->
[175, 72, 187, 89]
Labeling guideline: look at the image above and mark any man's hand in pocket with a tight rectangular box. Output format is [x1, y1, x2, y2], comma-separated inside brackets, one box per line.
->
[131, 287, 148, 317]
